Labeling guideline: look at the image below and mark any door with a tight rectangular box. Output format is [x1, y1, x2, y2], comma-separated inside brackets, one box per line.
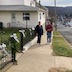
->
[11, 13, 16, 27]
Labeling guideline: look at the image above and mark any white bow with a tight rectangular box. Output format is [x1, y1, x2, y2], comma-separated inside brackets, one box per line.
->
[0, 43, 10, 56]
[19, 30, 26, 37]
[10, 33, 19, 43]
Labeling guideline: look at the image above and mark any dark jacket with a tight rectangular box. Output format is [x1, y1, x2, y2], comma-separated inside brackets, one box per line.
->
[35, 25, 43, 35]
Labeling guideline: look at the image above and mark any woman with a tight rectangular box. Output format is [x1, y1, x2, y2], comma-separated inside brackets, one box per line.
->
[46, 22, 53, 43]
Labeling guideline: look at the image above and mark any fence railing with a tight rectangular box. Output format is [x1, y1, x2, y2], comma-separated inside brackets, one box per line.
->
[0, 50, 11, 69]
[0, 27, 36, 69]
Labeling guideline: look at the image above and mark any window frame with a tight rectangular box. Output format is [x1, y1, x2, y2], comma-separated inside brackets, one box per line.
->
[23, 13, 30, 20]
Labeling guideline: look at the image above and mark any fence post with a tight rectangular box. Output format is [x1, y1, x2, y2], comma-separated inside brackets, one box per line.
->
[10, 33, 19, 64]
[10, 37, 16, 63]
[19, 30, 25, 52]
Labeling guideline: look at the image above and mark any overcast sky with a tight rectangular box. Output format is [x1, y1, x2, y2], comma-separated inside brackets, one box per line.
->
[37, 0, 72, 7]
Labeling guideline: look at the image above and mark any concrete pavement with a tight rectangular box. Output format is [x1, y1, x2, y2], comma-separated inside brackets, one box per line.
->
[5, 33, 72, 72]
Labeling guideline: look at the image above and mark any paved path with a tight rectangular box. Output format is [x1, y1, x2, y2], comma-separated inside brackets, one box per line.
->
[5, 33, 72, 72]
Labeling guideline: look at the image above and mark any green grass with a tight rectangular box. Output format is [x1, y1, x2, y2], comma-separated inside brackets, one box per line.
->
[53, 31, 72, 57]
[0, 28, 20, 51]
[53, 31, 61, 35]
[0, 28, 35, 52]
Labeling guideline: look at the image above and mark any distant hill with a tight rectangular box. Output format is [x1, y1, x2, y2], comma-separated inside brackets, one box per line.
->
[45, 6, 72, 16]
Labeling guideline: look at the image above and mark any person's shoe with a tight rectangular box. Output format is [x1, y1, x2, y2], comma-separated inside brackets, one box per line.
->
[37, 41, 39, 43]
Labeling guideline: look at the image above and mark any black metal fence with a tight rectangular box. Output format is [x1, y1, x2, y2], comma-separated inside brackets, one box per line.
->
[0, 52, 11, 69]
[0, 28, 36, 70]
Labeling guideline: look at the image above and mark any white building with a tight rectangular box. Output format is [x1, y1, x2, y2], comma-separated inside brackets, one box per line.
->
[0, 0, 36, 7]
[0, 0, 48, 29]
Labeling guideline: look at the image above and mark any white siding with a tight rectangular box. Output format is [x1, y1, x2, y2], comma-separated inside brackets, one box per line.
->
[0, 11, 38, 28]
[30, 0, 36, 7]
[0, 0, 36, 7]
[38, 11, 46, 25]
[24, 0, 36, 7]
[0, 12, 11, 27]
[38, 11, 46, 31]
[28, 12, 38, 28]
[0, 0, 24, 5]
[16, 11, 38, 28]
[24, 0, 31, 6]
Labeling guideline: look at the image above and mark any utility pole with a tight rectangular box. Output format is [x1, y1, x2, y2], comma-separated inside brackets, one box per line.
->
[54, 0, 57, 30]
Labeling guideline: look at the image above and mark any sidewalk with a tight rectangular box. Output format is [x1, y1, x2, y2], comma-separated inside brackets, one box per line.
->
[5, 33, 72, 72]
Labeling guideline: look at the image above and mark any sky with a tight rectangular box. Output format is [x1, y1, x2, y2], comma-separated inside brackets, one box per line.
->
[37, 0, 72, 7]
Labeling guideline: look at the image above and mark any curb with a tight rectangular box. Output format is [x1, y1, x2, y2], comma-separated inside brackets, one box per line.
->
[0, 62, 13, 72]
[59, 31, 72, 48]
[0, 36, 37, 72]
[23, 36, 37, 52]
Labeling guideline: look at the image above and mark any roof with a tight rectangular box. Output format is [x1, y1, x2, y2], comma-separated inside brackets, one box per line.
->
[36, 2, 48, 12]
[0, 5, 39, 11]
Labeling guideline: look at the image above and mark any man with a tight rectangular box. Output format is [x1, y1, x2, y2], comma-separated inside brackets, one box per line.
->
[35, 21, 43, 44]
[46, 22, 53, 43]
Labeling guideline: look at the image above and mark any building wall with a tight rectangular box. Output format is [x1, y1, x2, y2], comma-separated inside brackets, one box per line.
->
[16, 11, 38, 28]
[0, 11, 38, 28]
[24, 0, 30, 6]
[38, 11, 46, 24]
[30, 0, 36, 7]
[0, 0, 36, 7]
[28, 12, 38, 28]
[24, 0, 36, 7]
[38, 11, 46, 31]
[0, 0, 24, 5]
[0, 0, 48, 30]
[0, 12, 11, 27]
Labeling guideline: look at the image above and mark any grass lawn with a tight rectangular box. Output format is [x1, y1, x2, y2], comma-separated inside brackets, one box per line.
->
[0, 28, 35, 53]
[53, 31, 72, 57]
[0, 28, 35, 60]
[0, 28, 20, 51]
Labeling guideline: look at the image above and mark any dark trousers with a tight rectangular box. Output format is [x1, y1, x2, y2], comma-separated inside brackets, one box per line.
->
[11, 48, 16, 62]
[37, 34, 41, 44]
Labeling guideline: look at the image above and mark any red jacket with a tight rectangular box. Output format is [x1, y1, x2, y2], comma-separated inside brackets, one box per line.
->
[46, 24, 53, 32]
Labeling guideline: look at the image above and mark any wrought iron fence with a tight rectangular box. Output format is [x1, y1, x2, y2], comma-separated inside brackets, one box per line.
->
[0, 49, 11, 69]
[0, 27, 36, 70]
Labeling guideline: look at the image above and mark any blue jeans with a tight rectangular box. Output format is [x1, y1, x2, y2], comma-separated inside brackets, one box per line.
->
[47, 32, 52, 43]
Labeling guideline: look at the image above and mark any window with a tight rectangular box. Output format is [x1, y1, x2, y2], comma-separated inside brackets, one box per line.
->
[40, 13, 41, 19]
[12, 13, 15, 19]
[23, 13, 30, 20]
